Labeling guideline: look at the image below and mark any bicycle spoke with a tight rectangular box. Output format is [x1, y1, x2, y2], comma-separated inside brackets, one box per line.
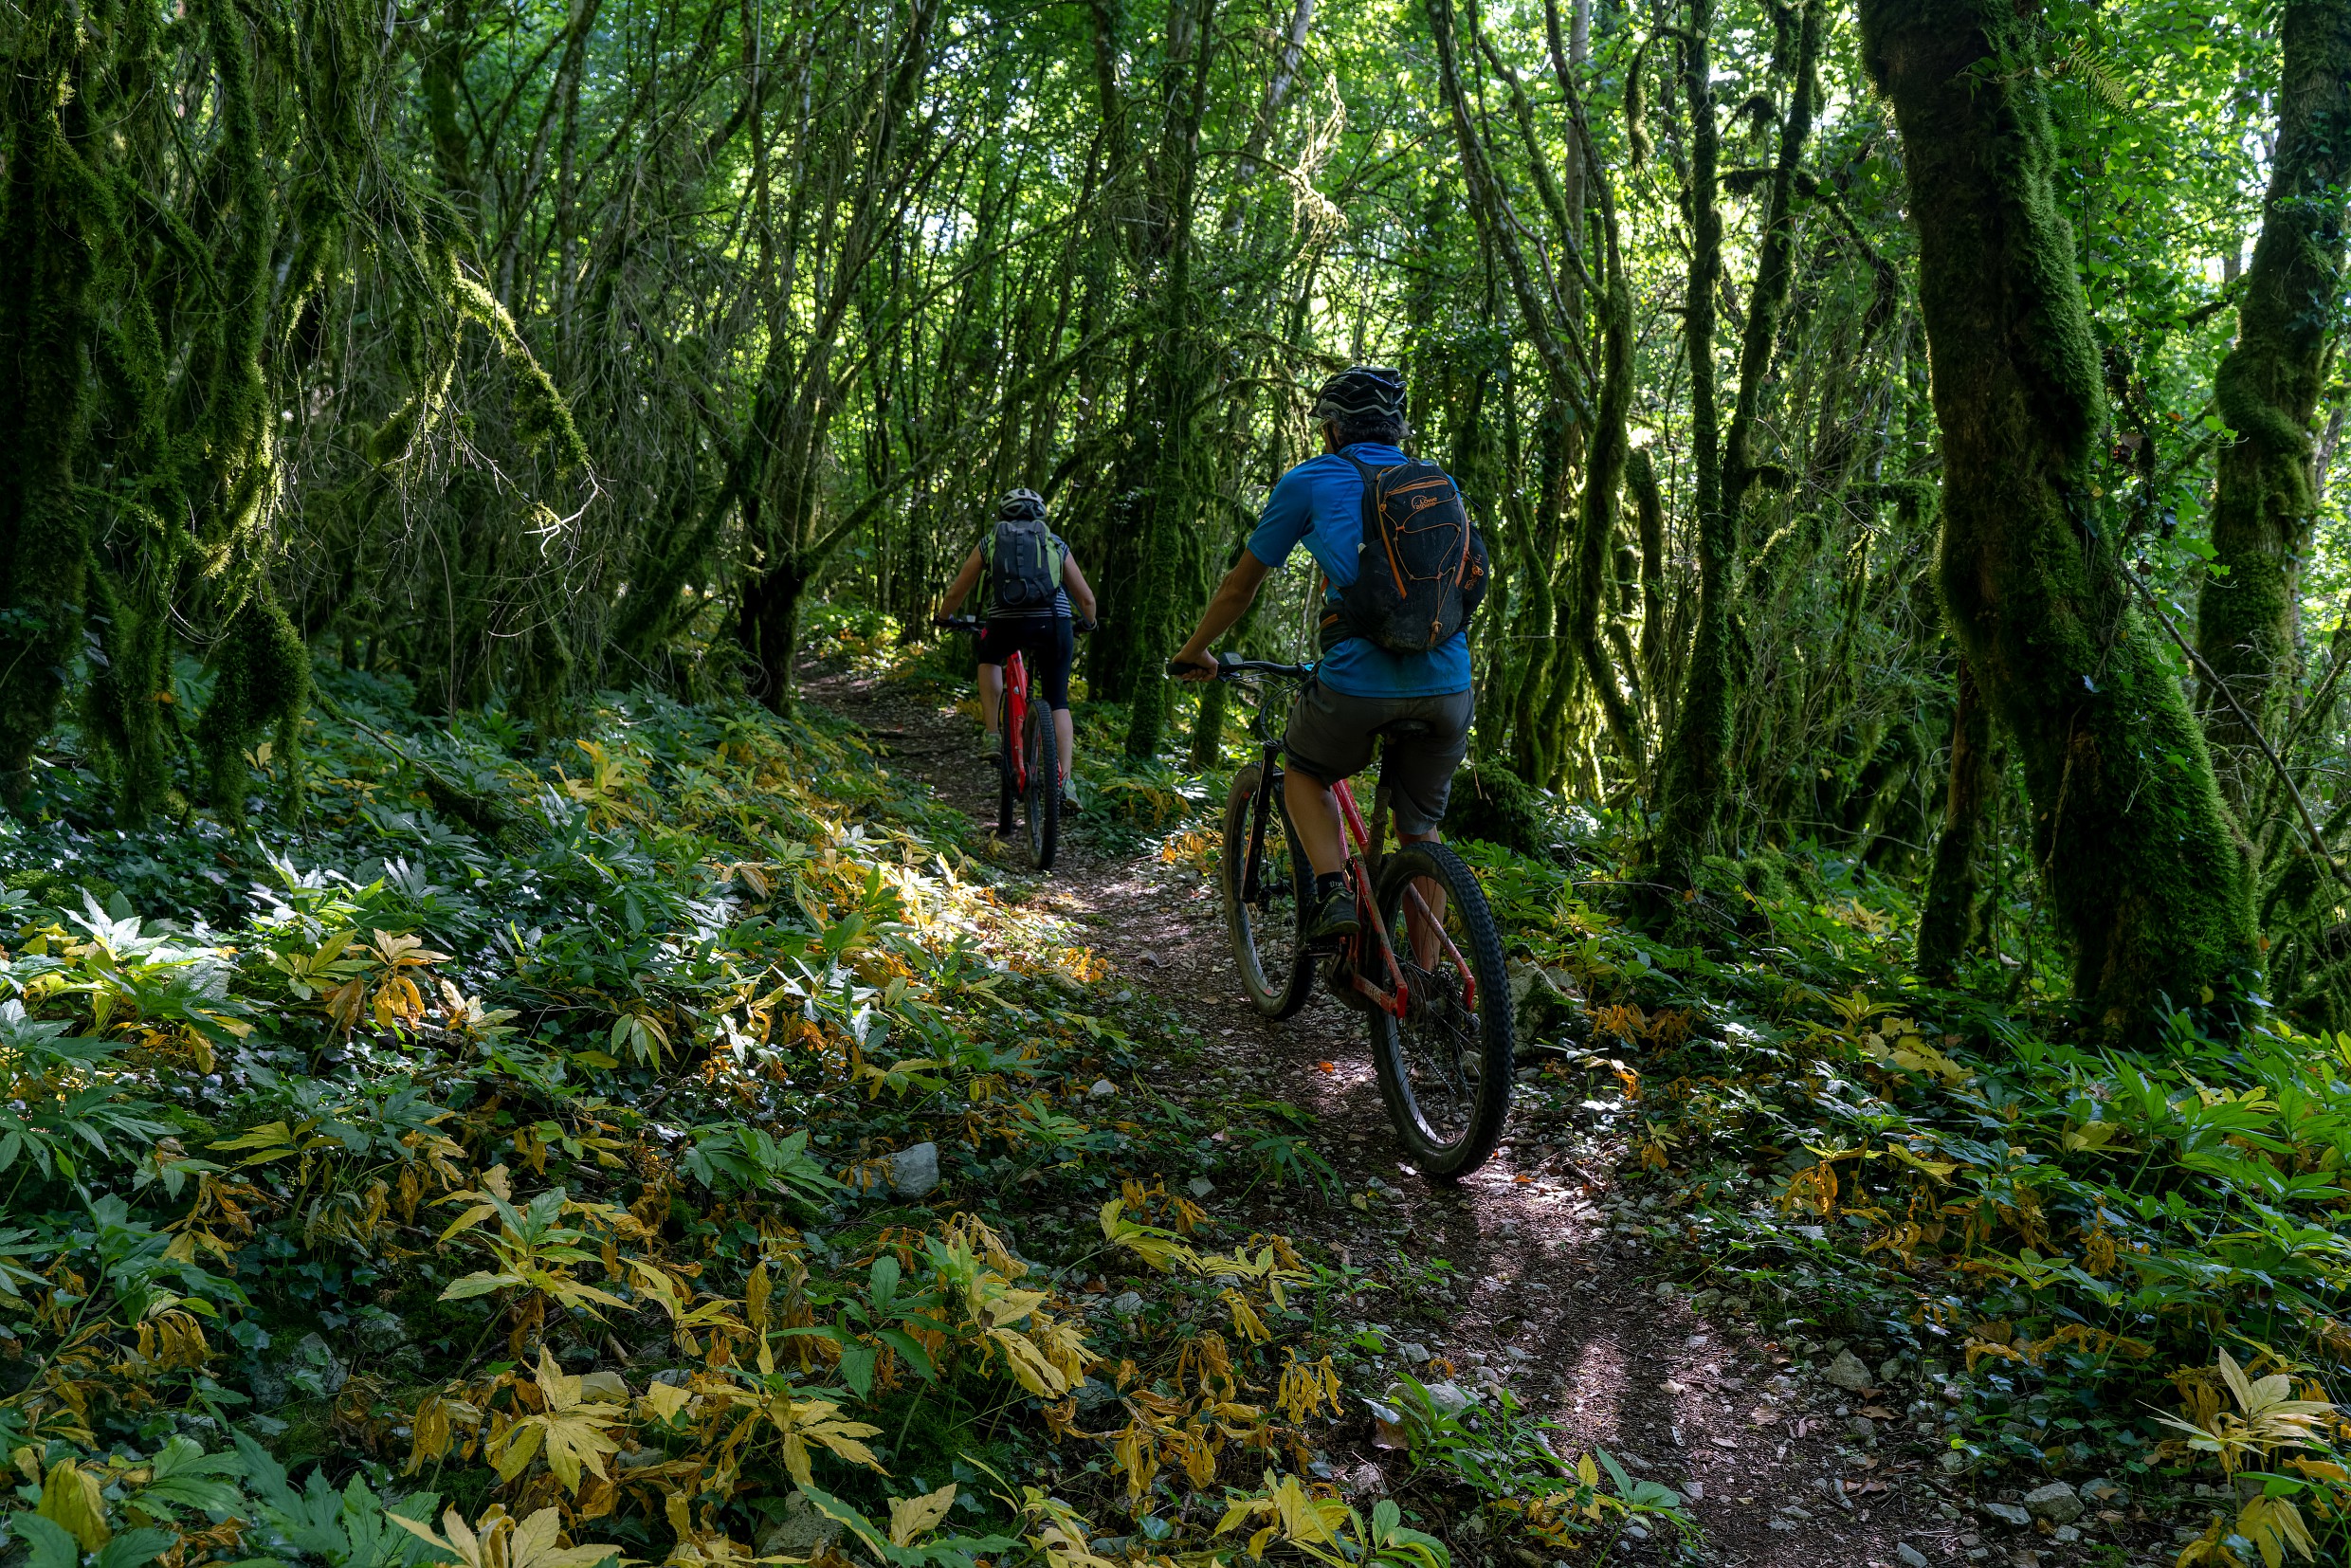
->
[1222, 762, 1309, 1018]
[1368, 841, 1513, 1176]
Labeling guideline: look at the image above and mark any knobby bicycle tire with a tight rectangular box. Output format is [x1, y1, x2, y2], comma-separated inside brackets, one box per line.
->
[1367, 842, 1514, 1178]
[995, 702, 1017, 837]
[1023, 702, 1060, 870]
[1221, 763, 1312, 1018]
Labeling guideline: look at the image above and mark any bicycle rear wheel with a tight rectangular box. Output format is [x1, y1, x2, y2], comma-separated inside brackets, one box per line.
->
[1022, 702, 1060, 869]
[1368, 842, 1513, 1178]
[1222, 763, 1311, 1018]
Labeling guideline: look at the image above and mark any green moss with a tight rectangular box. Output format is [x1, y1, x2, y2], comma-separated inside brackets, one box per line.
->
[0, 12, 100, 803]
[1569, 264, 1645, 772]
[1917, 660, 1996, 979]
[81, 552, 176, 826]
[1628, 447, 1668, 688]
[196, 592, 311, 822]
[1442, 757, 1563, 862]
[1862, 0, 2259, 1036]
[1693, 849, 1821, 911]
[7, 867, 118, 914]
[1654, 0, 1819, 882]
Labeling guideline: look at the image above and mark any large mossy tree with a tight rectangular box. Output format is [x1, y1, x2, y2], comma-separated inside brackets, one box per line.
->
[1860, 0, 2258, 1030]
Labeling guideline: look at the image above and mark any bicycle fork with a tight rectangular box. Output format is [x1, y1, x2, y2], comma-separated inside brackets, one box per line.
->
[1243, 745, 1280, 905]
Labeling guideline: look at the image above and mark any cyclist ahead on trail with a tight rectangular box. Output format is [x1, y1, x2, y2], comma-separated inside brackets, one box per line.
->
[939, 487, 1098, 811]
[1171, 366, 1488, 945]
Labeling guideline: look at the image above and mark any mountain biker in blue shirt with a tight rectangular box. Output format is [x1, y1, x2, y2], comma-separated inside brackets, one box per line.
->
[1171, 367, 1474, 946]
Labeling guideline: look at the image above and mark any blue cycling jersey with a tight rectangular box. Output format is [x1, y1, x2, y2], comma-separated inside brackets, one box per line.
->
[1245, 444, 1472, 699]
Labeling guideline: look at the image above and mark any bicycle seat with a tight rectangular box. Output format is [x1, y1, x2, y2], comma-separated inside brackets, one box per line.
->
[1379, 720, 1433, 738]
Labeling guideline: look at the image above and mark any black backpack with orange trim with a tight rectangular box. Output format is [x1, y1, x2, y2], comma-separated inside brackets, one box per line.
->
[1320, 453, 1488, 655]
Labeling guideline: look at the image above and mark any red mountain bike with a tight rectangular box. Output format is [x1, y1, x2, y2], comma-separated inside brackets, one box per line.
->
[942, 617, 1069, 871]
[1205, 653, 1513, 1177]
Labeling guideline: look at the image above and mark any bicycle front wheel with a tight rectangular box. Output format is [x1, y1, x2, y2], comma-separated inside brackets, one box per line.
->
[995, 702, 1017, 838]
[1368, 842, 1513, 1178]
[1022, 702, 1060, 870]
[1222, 763, 1311, 1018]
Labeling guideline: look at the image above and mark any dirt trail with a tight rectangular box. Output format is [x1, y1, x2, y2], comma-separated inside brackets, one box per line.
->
[811, 664, 1996, 1568]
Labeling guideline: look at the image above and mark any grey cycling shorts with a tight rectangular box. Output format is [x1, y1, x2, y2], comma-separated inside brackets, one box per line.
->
[1282, 679, 1474, 836]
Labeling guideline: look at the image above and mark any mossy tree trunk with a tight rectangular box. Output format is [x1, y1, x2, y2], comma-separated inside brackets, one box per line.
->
[1651, 0, 1818, 878]
[1649, 0, 1728, 877]
[1862, 0, 2257, 1030]
[2196, 0, 2351, 805]
[1432, 0, 1645, 782]
[1121, 0, 1219, 761]
[1916, 657, 1996, 979]
[0, 9, 97, 807]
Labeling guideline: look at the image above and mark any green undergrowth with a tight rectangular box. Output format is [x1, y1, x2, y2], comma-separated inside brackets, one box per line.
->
[860, 630, 2351, 1560]
[0, 659, 1682, 1568]
[1467, 830, 2351, 1561]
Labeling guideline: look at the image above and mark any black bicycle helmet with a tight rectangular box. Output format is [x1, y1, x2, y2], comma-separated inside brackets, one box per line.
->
[1310, 366, 1407, 424]
[997, 487, 1047, 520]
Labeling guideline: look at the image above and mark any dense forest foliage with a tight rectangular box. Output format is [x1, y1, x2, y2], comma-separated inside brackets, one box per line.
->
[16, 0, 2351, 1028]
[8, 0, 2351, 1565]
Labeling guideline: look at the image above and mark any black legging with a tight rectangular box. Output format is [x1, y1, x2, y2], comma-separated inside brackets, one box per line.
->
[975, 615, 1074, 710]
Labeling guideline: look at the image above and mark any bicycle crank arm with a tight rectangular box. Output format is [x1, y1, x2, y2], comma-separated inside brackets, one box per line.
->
[1352, 967, 1410, 1018]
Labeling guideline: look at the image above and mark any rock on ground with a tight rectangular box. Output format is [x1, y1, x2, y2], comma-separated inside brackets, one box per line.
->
[888, 1140, 940, 1197]
[2021, 1480, 2083, 1525]
[1825, 1348, 1875, 1392]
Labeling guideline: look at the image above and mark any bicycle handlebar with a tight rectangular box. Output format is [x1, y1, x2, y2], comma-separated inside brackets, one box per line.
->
[936, 615, 1097, 633]
[1205, 651, 1313, 682]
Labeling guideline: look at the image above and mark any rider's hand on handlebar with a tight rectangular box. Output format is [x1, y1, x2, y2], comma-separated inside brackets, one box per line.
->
[1168, 651, 1218, 683]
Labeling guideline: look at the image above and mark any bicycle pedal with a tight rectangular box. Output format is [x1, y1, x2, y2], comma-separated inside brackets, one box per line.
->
[1321, 956, 1375, 1013]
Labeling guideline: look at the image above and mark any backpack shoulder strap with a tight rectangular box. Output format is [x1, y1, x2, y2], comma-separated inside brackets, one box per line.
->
[1338, 451, 1382, 534]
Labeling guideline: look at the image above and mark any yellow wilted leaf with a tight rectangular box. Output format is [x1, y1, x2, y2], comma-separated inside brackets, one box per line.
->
[1015, 1488, 1116, 1568]
[1215, 1472, 1348, 1563]
[1884, 1142, 1959, 1181]
[734, 1393, 886, 1488]
[887, 1484, 957, 1547]
[986, 1327, 1071, 1396]
[639, 1381, 692, 1423]
[1222, 1289, 1270, 1345]
[1276, 1355, 1342, 1423]
[1098, 1198, 1200, 1274]
[390, 1505, 619, 1568]
[746, 1262, 772, 1334]
[488, 1348, 624, 1493]
[576, 1371, 629, 1404]
[979, 1286, 1051, 1328]
[38, 1460, 110, 1551]
[2235, 1492, 2317, 1566]
[405, 1395, 467, 1474]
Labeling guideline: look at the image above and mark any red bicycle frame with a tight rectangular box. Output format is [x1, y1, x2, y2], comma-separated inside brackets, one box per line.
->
[1331, 777, 1479, 1018]
[1000, 649, 1035, 795]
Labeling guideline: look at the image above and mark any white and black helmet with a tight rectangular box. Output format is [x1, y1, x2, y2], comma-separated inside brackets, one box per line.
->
[997, 487, 1047, 520]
